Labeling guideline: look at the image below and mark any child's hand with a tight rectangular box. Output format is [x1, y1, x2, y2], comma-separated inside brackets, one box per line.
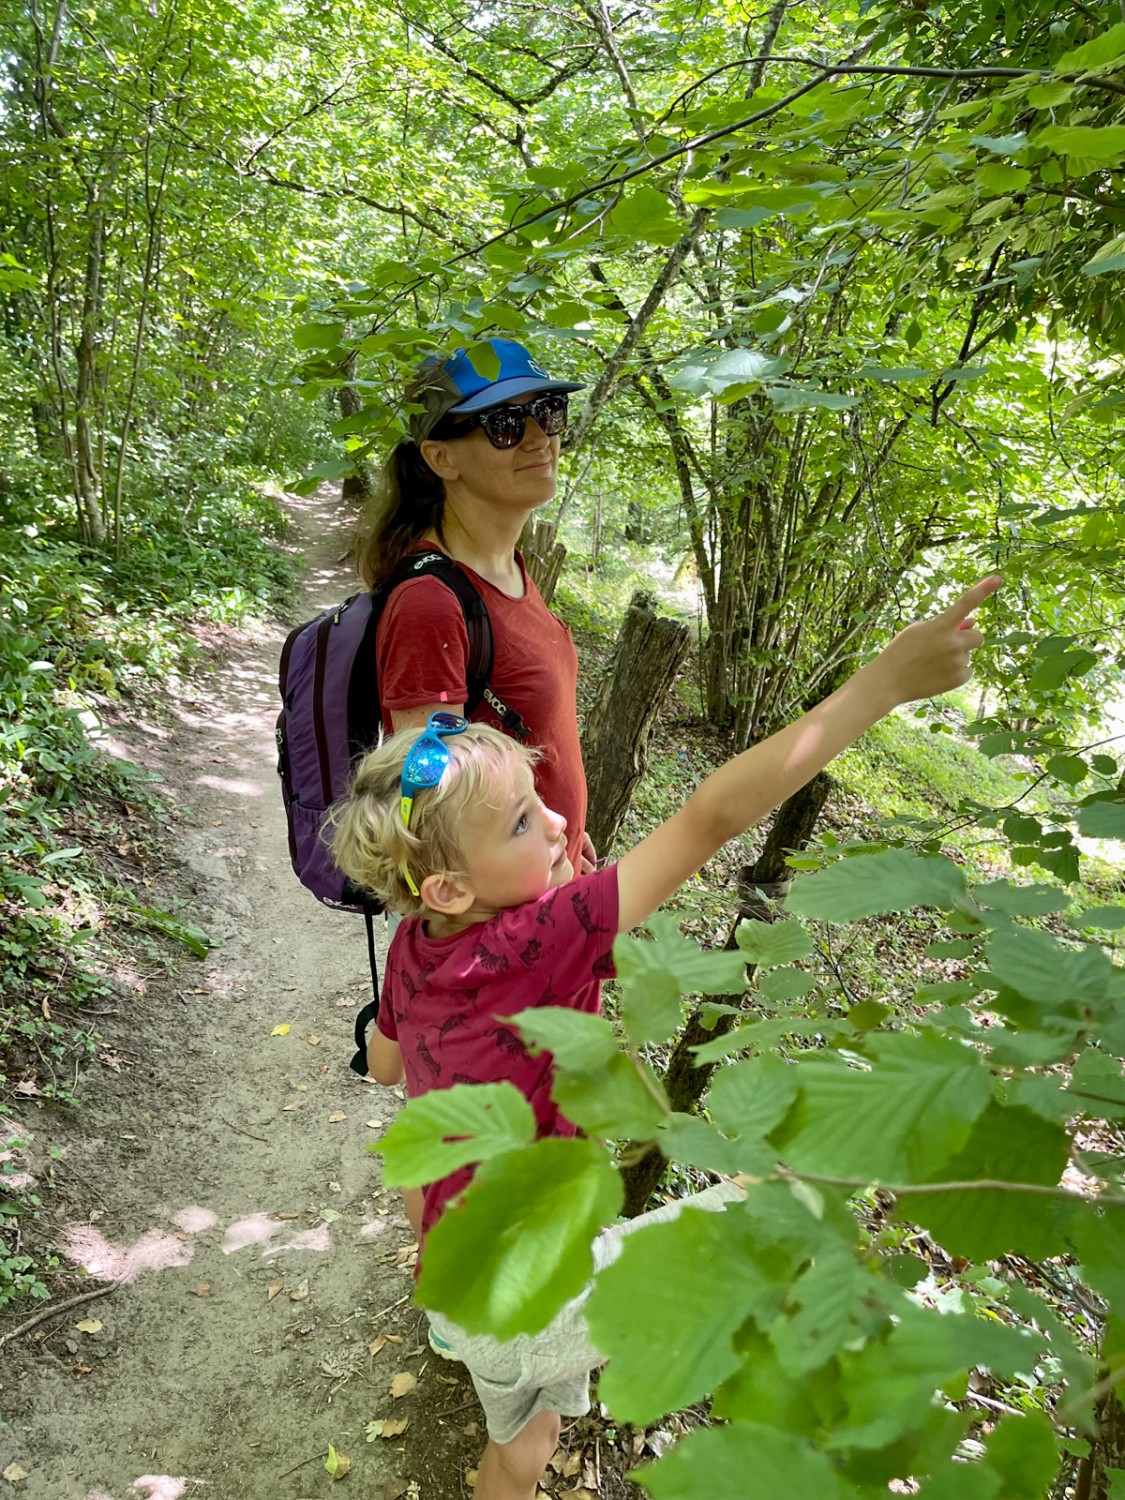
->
[872, 576, 1001, 706]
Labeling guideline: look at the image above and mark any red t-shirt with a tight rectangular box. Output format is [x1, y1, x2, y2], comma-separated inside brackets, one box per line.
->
[378, 866, 619, 1250]
[375, 549, 588, 870]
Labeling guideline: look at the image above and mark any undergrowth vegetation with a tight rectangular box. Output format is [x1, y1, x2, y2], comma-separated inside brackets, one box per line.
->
[0, 467, 296, 1301]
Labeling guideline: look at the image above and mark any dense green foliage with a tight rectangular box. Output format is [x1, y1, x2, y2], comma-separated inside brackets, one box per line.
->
[3, 0, 1125, 1489]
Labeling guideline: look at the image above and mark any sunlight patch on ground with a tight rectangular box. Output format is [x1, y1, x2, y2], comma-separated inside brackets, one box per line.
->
[170, 1206, 219, 1234]
[221, 1212, 276, 1254]
[64, 1225, 195, 1282]
[194, 775, 264, 798]
[266, 1224, 332, 1256]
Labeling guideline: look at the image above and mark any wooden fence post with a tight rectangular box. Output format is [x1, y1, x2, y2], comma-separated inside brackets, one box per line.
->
[582, 590, 690, 857]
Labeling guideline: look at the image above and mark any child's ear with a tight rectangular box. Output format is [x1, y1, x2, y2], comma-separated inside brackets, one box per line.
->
[419, 439, 460, 482]
[419, 871, 474, 915]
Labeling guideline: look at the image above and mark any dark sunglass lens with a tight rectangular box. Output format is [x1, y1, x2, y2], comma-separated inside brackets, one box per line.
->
[533, 394, 568, 435]
[429, 711, 465, 732]
[480, 407, 524, 449]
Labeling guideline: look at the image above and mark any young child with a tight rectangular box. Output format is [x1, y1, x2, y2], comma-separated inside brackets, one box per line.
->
[329, 577, 1000, 1500]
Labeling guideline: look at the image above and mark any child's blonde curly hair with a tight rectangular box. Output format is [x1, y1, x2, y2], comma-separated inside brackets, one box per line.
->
[328, 723, 540, 917]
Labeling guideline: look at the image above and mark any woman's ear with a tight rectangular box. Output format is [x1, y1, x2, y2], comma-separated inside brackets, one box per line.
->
[419, 871, 474, 915]
[419, 439, 460, 482]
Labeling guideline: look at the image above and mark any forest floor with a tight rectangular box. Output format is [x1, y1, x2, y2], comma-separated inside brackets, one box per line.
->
[1, 486, 578, 1500]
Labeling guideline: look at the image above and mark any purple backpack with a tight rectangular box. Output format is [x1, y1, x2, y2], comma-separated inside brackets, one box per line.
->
[275, 551, 528, 1071]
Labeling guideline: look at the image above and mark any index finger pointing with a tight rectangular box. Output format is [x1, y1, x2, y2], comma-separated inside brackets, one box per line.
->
[943, 575, 1002, 624]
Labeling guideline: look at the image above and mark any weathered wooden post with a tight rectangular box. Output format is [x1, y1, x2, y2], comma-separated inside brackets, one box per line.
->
[582, 591, 690, 857]
[518, 515, 566, 606]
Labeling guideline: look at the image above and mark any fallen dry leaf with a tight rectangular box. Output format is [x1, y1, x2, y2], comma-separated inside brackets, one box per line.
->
[72, 1364, 92, 1376]
[40, 999, 51, 1020]
[365, 1118, 384, 1129]
[191, 1284, 211, 1298]
[384, 1481, 410, 1500]
[465, 1470, 478, 1487]
[384, 1334, 404, 1344]
[2, 1464, 28, 1484]
[307, 1034, 321, 1046]
[368, 1334, 389, 1356]
[378, 1418, 408, 1439]
[14, 1081, 42, 1098]
[328, 1110, 347, 1124]
[282, 1102, 302, 1112]
[274, 1211, 299, 1220]
[270, 1023, 291, 1037]
[463, 1421, 479, 1439]
[74, 1318, 102, 1334]
[389, 1370, 417, 1398]
[290, 1279, 310, 1302]
[267, 1280, 284, 1302]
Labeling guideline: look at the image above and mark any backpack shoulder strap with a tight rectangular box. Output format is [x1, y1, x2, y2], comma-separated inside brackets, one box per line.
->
[377, 552, 530, 741]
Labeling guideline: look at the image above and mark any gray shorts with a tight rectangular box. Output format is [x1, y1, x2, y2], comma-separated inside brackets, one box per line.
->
[426, 1182, 742, 1445]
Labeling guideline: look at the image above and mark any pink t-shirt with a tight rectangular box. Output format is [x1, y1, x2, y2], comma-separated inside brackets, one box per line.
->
[378, 866, 619, 1249]
[375, 549, 588, 872]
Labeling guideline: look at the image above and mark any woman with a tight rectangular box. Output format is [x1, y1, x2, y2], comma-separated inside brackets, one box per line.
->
[357, 338, 596, 875]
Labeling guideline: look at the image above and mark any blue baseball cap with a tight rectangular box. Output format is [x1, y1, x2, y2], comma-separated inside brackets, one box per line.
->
[407, 339, 585, 443]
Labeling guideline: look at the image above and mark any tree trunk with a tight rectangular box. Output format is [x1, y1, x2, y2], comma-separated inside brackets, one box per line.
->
[73, 203, 107, 547]
[582, 591, 690, 857]
[517, 515, 566, 606]
[620, 770, 834, 1217]
[338, 350, 379, 504]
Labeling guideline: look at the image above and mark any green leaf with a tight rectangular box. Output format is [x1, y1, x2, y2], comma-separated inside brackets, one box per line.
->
[513, 1008, 619, 1071]
[766, 385, 860, 412]
[973, 880, 1068, 917]
[1076, 906, 1125, 930]
[293, 321, 344, 350]
[777, 1031, 991, 1182]
[552, 1052, 669, 1138]
[987, 925, 1111, 1008]
[707, 1053, 799, 1140]
[735, 917, 814, 967]
[974, 163, 1031, 194]
[637, 1421, 858, 1500]
[1036, 125, 1125, 161]
[1055, 23, 1125, 70]
[714, 206, 778, 230]
[606, 186, 684, 246]
[1083, 235, 1125, 277]
[1028, 646, 1098, 692]
[589, 1203, 782, 1425]
[132, 905, 212, 957]
[1047, 753, 1089, 786]
[1078, 800, 1125, 839]
[667, 347, 790, 397]
[1067, 1049, 1125, 1119]
[463, 340, 501, 381]
[858, 365, 929, 382]
[786, 849, 966, 922]
[757, 967, 817, 1003]
[379, 1082, 536, 1188]
[771, 1251, 891, 1377]
[907, 1102, 1073, 1260]
[418, 1137, 619, 1337]
[971, 132, 1028, 156]
[656, 1113, 763, 1176]
[614, 916, 746, 1046]
[840, 1300, 1039, 1449]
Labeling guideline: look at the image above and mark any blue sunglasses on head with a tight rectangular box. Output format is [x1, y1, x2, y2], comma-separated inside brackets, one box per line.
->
[399, 711, 469, 896]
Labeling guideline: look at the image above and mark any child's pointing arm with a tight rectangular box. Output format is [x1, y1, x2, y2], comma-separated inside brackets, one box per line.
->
[614, 577, 1001, 936]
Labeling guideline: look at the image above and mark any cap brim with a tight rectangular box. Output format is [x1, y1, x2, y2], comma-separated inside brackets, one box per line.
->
[451, 377, 585, 414]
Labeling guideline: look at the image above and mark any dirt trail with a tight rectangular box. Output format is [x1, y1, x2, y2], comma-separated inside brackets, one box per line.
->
[2, 487, 474, 1500]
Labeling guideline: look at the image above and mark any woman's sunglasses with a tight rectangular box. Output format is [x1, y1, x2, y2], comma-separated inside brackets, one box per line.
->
[399, 711, 469, 896]
[432, 392, 569, 450]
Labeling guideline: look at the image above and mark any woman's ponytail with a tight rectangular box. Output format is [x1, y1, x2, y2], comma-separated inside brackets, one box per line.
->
[356, 441, 446, 590]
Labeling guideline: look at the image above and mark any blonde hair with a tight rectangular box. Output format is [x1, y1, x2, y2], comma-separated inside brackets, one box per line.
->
[328, 724, 539, 917]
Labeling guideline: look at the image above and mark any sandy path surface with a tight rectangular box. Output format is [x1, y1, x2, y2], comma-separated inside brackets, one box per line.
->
[0, 488, 458, 1500]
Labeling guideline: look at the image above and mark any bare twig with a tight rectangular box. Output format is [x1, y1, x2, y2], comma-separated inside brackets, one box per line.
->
[0, 1280, 121, 1351]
